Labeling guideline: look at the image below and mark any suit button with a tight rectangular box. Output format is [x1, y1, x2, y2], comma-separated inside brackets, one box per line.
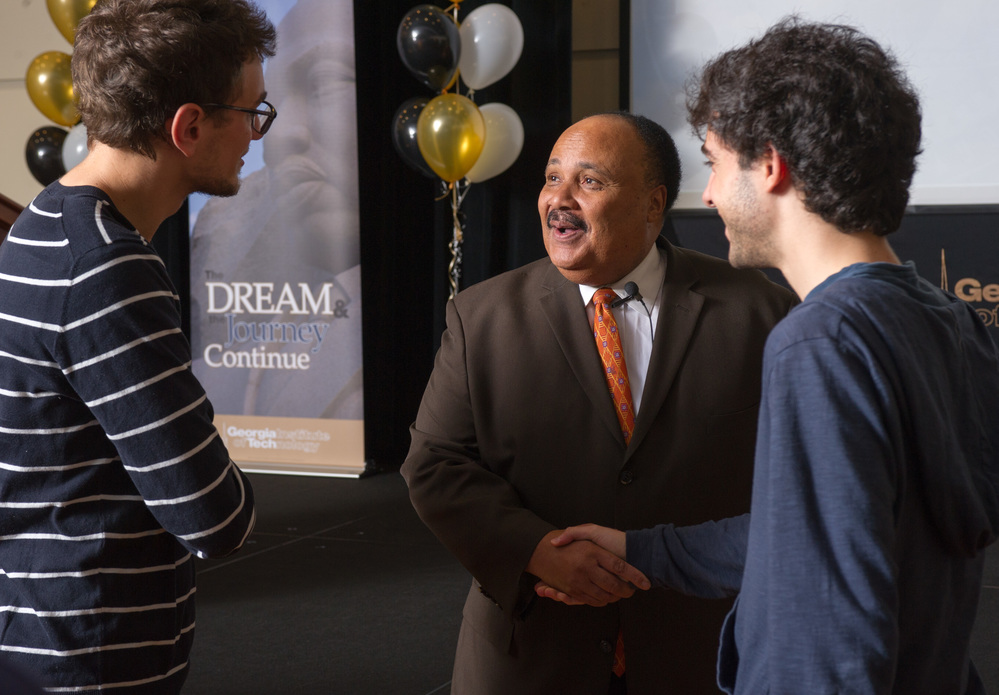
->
[599, 639, 614, 654]
[619, 470, 634, 485]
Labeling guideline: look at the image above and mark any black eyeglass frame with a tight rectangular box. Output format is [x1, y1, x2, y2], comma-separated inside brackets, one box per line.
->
[202, 100, 277, 135]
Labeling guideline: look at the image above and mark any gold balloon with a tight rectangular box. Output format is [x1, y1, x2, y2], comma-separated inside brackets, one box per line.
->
[47, 0, 98, 45]
[26, 51, 79, 127]
[416, 94, 485, 182]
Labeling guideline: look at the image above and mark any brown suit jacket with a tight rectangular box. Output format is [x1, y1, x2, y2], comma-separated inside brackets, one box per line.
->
[402, 241, 796, 695]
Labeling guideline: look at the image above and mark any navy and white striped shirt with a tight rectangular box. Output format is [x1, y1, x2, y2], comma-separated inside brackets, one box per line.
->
[0, 183, 255, 693]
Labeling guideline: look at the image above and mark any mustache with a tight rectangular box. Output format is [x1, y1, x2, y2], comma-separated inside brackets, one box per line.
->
[547, 210, 587, 232]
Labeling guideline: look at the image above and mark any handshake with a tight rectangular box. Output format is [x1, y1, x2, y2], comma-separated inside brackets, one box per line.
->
[530, 524, 650, 607]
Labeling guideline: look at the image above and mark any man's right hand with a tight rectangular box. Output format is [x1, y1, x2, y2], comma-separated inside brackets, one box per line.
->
[526, 529, 649, 607]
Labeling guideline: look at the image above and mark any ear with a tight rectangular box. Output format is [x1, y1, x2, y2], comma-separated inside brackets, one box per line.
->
[168, 103, 207, 158]
[761, 144, 789, 193]
[647, 183, 668, 224]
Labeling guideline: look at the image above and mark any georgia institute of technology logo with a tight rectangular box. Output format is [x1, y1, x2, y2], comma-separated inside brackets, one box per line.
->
[941, 249, 999, 327]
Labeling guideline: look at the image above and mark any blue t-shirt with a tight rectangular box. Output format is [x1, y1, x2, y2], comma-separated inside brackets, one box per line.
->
[629, 262, 999, 694]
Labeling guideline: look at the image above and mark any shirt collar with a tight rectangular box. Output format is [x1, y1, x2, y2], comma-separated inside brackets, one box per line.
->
[578, 244, 666, 307]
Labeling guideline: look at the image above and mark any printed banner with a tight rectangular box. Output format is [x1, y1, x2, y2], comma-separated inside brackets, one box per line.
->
[189, 0, 364, 476]
[674, 210, 999, 345]
[893, 210, 999, 344]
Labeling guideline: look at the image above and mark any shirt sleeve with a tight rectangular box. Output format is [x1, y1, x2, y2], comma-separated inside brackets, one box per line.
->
[626, 515, 748, 598]
[58, 240, 254, 559]
[754, 328, 899, 694]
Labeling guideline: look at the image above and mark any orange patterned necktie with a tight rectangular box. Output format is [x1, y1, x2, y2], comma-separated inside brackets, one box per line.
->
[593, 288, 631, 678]
[592, 288, 636, 446]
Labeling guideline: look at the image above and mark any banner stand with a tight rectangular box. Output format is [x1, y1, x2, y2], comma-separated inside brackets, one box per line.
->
[217, 414, 366, 478]
[238, 462, 363, 479]
[189, 0, 366, 479]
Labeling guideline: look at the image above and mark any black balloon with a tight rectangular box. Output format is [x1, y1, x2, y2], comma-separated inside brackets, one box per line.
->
[25, 126, 68, 186]
[392, 97, 436, 178]
[397, 4, 460, 92]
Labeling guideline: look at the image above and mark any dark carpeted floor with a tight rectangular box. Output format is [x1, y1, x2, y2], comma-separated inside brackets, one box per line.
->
[183, 471, 999, 694]
[184, 471, 468, 695]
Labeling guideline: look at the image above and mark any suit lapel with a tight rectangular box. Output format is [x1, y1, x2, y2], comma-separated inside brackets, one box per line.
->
[628, 244, 704, 458]
[538, 265, 624, 445]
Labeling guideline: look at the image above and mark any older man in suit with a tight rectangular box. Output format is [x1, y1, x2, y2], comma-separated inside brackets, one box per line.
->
[401, 112, 795, 694]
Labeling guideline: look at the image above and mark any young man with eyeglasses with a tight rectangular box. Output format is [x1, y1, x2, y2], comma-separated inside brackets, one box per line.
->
[0, 1, 276, 692]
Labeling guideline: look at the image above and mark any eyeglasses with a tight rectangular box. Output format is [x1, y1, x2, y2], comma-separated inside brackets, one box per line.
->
[202, 100, 277, 135]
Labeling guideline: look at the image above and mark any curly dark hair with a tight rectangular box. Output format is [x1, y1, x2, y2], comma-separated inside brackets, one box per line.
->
[600, 111, 683, 213]
[73, 0, 277, 159]
[687, 17, 922, 236]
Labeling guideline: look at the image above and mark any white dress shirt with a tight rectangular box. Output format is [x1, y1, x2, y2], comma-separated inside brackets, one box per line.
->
[578, 244, 666, 414]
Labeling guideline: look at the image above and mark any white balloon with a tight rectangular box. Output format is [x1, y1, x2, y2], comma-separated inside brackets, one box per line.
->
[465, 102, 524, 183]
[62, 123, 88, 170]
[458, 4, 524, 90]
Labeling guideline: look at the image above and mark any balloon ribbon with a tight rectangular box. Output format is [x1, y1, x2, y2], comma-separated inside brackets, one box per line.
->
[447, 180, 470, 299]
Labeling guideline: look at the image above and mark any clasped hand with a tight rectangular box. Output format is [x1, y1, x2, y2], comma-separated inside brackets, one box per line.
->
[529, 524, 649, 607]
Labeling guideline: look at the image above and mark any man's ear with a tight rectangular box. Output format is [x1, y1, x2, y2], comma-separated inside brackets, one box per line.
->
[762, 144, 789, 193]
[169, 103, 206, 157]
[647, 183, 668, 224]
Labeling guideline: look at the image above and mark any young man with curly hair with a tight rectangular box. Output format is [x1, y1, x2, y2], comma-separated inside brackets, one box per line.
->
[538, 17, 999, 694]
[0, 1, 276, 691]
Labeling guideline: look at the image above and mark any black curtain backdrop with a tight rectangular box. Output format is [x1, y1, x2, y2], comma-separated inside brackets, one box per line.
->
[354, 0, 572, 470]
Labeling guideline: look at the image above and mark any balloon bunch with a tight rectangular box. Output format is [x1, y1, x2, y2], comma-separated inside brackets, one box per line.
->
[393, 2, 524, 299]
[24, 0, 96, 187]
